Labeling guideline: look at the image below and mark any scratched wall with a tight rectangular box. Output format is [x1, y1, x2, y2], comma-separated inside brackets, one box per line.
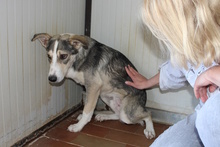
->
[91, 0, 199, 123]
[0, 0, 85, 146]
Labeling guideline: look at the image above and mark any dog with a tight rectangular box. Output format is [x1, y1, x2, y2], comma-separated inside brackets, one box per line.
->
[31, 33, 155, 139]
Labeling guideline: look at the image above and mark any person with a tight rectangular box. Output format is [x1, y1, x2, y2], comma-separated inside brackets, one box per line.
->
[125, 0, 220, 147]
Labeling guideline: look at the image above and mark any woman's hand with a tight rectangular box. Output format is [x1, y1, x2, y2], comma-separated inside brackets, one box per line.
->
[194, 66, 220, 102]
[125, 65, 159, 89]
[194, 73, 217, 102]
[125, 65, 148, 89]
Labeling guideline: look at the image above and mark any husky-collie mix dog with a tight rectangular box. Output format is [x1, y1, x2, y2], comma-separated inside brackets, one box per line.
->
[32, 33, 155, 139]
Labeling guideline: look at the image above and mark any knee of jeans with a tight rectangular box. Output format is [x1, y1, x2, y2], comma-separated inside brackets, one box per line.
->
[195, 108, 219, 135]
[195, 112, 205, 131]
[196, 94, 220, 131]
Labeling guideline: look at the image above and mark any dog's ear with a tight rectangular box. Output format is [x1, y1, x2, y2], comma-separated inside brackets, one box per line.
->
[68, 35, 88, 50]
[31, 33, 51, 48]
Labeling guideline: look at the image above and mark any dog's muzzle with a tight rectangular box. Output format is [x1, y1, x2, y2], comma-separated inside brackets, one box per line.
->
[48, 75, 57, 83]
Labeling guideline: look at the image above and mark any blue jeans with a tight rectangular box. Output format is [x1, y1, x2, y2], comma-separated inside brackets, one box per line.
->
[150, 91, 220, 147]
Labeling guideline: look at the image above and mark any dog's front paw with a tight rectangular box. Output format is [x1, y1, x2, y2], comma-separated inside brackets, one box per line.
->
[68, 123, 83, 132]
[144, 129, 156, 139]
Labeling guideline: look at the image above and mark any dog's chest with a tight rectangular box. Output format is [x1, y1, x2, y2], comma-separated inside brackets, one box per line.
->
[66, 68, 85, 85]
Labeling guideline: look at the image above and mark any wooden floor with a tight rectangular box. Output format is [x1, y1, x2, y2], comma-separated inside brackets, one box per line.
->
[25, 111, 170, 147]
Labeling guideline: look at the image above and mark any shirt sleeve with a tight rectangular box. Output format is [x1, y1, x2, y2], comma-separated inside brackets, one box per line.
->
[159, 61, 188, 91]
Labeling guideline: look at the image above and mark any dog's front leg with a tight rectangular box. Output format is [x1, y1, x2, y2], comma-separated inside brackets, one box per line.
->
[68, 85, 101, 132]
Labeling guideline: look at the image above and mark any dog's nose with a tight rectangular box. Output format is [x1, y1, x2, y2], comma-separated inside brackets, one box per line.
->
[48, 75, 57, 82]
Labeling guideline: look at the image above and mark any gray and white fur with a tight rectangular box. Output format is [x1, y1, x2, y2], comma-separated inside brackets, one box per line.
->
[31, 33, 155, 139]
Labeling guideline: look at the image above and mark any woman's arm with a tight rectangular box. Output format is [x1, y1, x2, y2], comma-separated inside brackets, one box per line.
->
[194, 65, 220, 102]
[125, 61, 187, 90]
[125, 65, 159, 89]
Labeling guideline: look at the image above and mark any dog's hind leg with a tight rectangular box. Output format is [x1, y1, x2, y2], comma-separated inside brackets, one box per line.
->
[95, 111, 119, 121]
[125, 109, 155, 139]
[143, 114, 156, 139]
[130, 110, 155, 139]
[121, 97, 156, 139]
[94, 96, 122, 122]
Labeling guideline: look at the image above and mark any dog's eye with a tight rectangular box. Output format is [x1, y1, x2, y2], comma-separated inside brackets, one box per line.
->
[60, 54, 68, 60]
[47, 54, 52, 61]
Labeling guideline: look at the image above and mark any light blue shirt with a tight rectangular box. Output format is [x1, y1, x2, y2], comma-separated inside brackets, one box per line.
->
[159, 61, 218, 90]
[159, 61, 219, 110]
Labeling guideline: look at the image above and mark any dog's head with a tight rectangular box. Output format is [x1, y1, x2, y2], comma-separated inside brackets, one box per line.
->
[32, 33, 89, 83]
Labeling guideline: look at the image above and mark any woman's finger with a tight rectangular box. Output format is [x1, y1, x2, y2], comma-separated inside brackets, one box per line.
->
[125, 81, 136, 88]
[194, 87, 200, 99]
[125, 66, 135, 78]
[196, 87, 208, 102]
[128, 65, 138, 75]
[201, 96, 208, 103]
[209, 84, 218, 92]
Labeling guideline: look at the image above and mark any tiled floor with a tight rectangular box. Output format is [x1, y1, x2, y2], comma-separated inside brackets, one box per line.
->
[25, 111, 170, 147]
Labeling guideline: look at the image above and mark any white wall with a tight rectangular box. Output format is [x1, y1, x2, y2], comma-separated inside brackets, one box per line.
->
[0, 0, 85, 146]
[91, 0, 199, 123]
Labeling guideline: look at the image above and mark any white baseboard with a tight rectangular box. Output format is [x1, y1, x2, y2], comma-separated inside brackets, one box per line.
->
[147, 107, 187, 125]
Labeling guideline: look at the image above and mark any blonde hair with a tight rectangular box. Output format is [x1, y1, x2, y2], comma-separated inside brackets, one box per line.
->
[142, 0, 220, 68]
